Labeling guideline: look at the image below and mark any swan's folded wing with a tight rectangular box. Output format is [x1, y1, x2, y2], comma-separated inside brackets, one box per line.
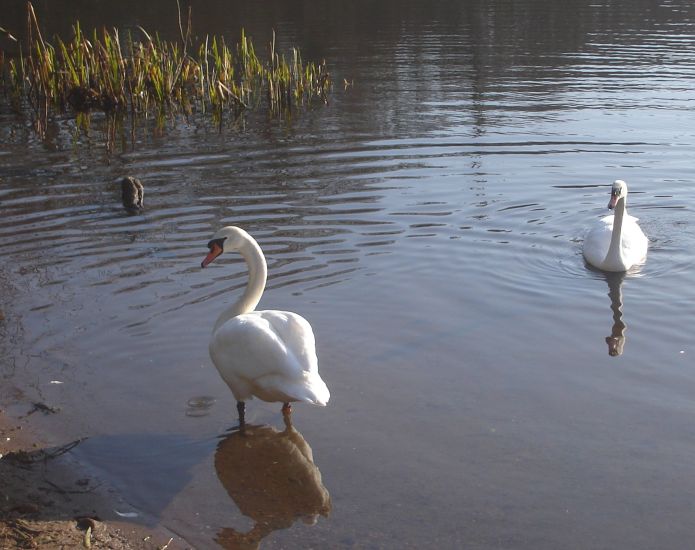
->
[210, 312, 306, 382]
[209, 309, 330, 403]
[583, 217, 612, 266]
[620, 218, 649, 261]
[252, 311, 328, 404]
[259, 310, 319, 374]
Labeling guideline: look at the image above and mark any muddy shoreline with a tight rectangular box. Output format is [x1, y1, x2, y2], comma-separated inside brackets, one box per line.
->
[0, 408, 188, 549]
[0, 272, 192, 549]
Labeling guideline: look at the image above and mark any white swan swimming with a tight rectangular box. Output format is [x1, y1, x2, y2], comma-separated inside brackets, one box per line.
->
[201, 226, 330, 428]
[583, 180, 648, 272]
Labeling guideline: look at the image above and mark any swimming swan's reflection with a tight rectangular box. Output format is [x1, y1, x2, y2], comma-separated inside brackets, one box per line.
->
[604, 272, 627, 356]
[214, 416, 331, 549]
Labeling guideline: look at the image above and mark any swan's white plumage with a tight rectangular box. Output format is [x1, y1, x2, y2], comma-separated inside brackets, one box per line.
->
[203, 226, 329, 412]
[210, 310, 329, 405]
[583, 180, 648, 272]
[583, 213, 647, 270]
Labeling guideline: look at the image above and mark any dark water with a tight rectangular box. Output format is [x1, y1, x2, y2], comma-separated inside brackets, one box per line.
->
[2, 1, 695, 548]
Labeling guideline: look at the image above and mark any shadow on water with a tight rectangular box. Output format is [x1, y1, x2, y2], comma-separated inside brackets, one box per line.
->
[0, 436, 178, 547]
[214, 417, 330, 550]
[69, 433, 212, 524]
[60, 417, 330, 548]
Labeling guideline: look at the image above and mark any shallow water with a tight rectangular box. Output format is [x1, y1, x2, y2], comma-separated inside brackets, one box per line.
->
[2, 1, 695, 548]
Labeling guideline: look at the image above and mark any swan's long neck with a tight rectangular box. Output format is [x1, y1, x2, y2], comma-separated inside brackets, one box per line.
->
[213, 237, 268, 332]
[607, 275, 625, 337]
[604, 196, 626, 266]
[606, 274, 626, 356]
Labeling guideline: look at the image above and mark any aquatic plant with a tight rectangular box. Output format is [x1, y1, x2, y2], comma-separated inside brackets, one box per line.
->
[1, 2, 332, 135]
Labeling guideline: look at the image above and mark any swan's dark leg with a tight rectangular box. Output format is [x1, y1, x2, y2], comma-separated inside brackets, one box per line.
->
[237, 401, 246, 432]
[281, 402, 292, 430]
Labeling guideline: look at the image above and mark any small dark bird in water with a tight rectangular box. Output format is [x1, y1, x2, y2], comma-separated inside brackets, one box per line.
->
[121, 176, 144, 210]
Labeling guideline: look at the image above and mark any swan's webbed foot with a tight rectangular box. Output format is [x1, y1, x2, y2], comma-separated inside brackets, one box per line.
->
[236, 401, 246, 433]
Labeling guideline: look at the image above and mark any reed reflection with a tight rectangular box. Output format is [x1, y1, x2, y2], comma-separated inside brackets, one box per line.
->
[214, 415, 330, 550]
[604, 272, 627, 357]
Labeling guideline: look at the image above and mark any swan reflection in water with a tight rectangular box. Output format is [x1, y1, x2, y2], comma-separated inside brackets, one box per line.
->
[214, 414, 331, 550]
[604, 272, 627, 356]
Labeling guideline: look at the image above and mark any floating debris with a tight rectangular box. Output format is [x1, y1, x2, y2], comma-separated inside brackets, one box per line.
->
[0, 26, 18, 43]
[25, 402, 60, 416]
[113, 510, 139, 518]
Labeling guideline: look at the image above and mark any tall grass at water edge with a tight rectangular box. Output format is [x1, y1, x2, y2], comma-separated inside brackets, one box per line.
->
[1, 3, 332, 135]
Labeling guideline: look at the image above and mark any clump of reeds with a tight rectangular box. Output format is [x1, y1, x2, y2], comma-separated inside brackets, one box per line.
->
[2, 3, 332, 134]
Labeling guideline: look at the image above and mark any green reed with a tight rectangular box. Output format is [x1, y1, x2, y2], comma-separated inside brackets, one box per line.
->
[3, 2, 333, 134]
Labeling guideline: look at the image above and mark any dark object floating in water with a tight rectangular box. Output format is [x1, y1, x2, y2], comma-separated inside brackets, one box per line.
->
[121, 176, 144, 210]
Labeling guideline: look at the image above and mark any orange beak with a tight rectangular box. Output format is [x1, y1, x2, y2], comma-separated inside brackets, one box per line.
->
[608, 192, 619, 210]
[201, 242, 223, 268]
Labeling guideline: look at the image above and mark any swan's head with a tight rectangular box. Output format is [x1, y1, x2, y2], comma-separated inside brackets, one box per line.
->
[201, 226, 250, 268]
[608, 180, 628, 210]
[606, 335, 625, 356]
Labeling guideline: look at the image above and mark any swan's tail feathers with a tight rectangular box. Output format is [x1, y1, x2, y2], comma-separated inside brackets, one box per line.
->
[299, 373, 330, 406]
[255, 372, 330, 406]
[286, 373, 330, 406]
[309, 385, 330, 407]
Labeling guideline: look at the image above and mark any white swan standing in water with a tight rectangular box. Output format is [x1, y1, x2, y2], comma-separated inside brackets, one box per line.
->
[583, 180, 648, 272]
[201, 226, 330, 429]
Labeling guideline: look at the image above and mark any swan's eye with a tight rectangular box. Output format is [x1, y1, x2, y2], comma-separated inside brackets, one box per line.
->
[207, 237, 226, 250]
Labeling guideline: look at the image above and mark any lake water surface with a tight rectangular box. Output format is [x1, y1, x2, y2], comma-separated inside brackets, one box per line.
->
[2, 1, 695, 548]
